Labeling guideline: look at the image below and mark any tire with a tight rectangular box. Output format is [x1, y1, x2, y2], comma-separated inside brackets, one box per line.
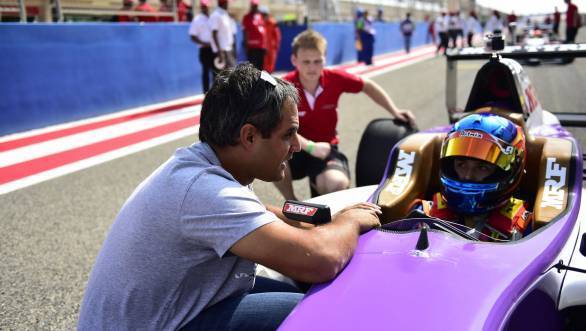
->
[355, 118, 416, 187]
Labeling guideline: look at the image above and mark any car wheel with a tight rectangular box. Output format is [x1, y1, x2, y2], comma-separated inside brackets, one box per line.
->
[355, 118, 415, 187]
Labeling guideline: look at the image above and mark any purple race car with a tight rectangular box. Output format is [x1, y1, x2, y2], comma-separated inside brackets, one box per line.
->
[278, 43, 586, 330]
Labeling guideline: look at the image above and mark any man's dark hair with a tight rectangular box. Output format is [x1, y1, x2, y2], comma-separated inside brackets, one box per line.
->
[199, 63, 299, 147]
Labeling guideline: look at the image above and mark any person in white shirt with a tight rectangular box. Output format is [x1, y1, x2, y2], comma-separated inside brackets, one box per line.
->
[466, 11, 480, 47]
[435, 12, 449, 54]
[447, 12, 458, 48]
[485, 10, 504, 35]
[209, 0, 237, 69]
[455, 11, 465, 48]
[189, 0, 214, 93]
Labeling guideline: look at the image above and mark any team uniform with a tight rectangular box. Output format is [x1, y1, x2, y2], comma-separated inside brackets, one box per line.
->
[263, 15, 281, 73]
[400, 17, 415, 53]
[209, 6, 236, 68]
[242, 11, 266, 70]
[566, 2, 581, 43]
[283, 69, 363, 187]
[189, 12, 214, 92]
[435, 14, 449, 54]
[134, 1, 157, 22]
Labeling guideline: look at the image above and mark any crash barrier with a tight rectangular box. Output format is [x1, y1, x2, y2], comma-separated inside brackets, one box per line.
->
[0, 22, 428, 136]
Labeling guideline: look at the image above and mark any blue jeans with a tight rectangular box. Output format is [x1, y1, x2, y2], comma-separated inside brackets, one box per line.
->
[182, 276, 304, 331]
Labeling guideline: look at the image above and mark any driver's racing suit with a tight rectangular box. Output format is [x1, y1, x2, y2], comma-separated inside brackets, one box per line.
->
[419, 193, 534, 241]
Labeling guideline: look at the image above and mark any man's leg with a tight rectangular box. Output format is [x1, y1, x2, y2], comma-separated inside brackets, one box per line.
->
[313, 148, 351, 195]
[183, 277, 303, 331]
[182, 292, 302, 331]
[314, 169, 350, 195]
[566, 28, 577, 43]
[200, 47, 213, 93]
[246, 48, 264, 70]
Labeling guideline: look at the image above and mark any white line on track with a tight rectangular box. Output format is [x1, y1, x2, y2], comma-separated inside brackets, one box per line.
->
[0, 106, 200, 167]
[0, 126, 198, 195]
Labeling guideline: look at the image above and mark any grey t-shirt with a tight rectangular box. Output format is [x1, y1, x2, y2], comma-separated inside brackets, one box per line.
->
[78, 142, 276, 330]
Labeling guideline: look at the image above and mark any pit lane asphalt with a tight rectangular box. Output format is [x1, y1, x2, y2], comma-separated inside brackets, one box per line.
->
[1, 53, 586, 330]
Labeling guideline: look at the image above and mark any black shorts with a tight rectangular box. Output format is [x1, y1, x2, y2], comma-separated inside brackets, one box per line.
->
[288, 145, 350, 185]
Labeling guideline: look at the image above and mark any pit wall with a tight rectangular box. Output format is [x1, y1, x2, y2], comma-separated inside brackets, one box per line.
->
[0, 22, 428, 136]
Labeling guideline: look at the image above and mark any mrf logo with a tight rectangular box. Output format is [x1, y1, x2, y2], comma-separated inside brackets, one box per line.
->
[385, 150, 415, 195]
[284, 202, 318, 216]
[541, 157, 567, 209]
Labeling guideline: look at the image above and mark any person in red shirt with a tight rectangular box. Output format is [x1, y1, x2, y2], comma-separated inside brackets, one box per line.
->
[157, 0, 173, 22]
[260, 6, 281, 73]
[553, 7, 561, 36]
[242, 0, 266, 70]
[274, 30, 416, 201]
[177, 0, 191, 22]
[134, 0, 157, 22]
[565, 0, 581, 43]
[116, 0, 134, 22]
[507, 11, 517, 44]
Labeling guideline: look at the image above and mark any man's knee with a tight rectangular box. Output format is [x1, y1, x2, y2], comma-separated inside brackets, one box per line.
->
[315, 170, 350, 194]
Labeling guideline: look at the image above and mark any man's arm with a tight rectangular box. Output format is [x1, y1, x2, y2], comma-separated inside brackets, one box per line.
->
[212, 30, 224, 62]
[190, 35, 210, 47]
[231, 203, 381, 283]
[362, 78, 417, 128]
[295, 133, 331, 160]
[266, 204, 315, 229]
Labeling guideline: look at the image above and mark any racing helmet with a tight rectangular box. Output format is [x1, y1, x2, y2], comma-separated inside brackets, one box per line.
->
[439, 113, 526, 215]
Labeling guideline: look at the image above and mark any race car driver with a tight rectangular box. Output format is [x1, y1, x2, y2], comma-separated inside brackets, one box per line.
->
[418, 113, 534, 241]
[275, 29, 416, 201]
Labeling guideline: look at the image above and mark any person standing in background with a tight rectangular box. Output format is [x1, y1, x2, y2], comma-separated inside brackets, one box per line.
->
[507, 11, 517, 44]
[229, 12, 238, 61]
[356, 9, 375, 65]
[455, 11, 465, 48]
[553, 7, 561, 36]
[466, 11, 479, 47]
[565, 0, 581, 43]
[400, 13, 415, 53]
[485, 10, 504, 35]
[157, 0, 173, 22]
[435, 12, 449, 54]
[116, 0, 134, 22]
[209, 0, 236, 69]
[447, 12, 458, 48]
[425, 14, 436, 45]
[134, 0, 157, 22]
[189, 0, 214, 93]
[242, 0, 266, 70]
[261, 6, 281, 73]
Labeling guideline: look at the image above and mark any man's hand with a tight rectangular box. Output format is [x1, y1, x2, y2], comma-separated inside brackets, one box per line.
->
[333, 202, 382, 233]
[393, 109, 417, 130]
[231, 202, 382, 283]
[218, 51, 226, 65]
